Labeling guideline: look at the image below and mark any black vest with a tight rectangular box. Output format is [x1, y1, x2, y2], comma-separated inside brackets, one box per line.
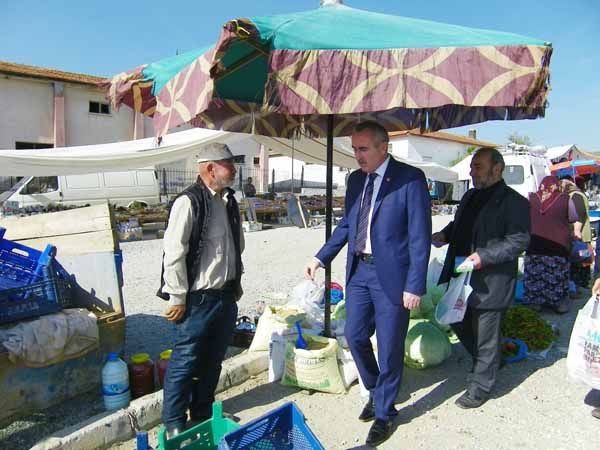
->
[157, 179, 243, 301]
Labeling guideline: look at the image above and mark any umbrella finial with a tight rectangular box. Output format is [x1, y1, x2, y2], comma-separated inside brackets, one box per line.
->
[320, 0, 343, 6]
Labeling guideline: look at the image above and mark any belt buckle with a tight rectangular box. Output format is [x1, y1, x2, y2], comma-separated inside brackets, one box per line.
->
[359, 253, 374, 264]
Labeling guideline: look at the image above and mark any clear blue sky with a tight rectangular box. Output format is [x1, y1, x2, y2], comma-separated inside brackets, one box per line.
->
[3, 0, 599, 150]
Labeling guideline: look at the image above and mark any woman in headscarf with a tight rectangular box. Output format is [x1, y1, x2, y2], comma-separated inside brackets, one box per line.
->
[523, 176, 576, 313]
[561, 177, 592, 291]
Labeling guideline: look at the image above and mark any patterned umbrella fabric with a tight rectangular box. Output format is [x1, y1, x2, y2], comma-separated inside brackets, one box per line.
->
[102, 3, 552, 138]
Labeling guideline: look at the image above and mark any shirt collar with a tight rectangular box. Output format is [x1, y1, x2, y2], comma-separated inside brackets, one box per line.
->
[372, 155, 390, 179]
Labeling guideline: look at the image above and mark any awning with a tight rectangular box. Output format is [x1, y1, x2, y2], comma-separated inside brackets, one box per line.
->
[0, 129, 457, 182]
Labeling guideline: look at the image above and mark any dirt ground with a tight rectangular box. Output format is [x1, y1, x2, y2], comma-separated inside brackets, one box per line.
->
[112, 293, 599, 450]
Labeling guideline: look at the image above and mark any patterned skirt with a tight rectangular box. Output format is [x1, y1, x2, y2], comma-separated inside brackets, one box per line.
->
[523, 255, 569, 308]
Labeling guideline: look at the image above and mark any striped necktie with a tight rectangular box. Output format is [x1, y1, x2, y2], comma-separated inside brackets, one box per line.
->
[355, 173, 377, 253]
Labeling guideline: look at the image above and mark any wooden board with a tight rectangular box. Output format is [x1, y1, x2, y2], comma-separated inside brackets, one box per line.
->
[0, 204, 116, 254]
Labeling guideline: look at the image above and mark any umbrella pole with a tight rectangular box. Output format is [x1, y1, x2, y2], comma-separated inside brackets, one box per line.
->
[324, 115, 334, 337]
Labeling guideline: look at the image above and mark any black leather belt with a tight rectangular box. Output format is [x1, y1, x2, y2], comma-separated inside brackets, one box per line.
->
[356, 253, 375, 264]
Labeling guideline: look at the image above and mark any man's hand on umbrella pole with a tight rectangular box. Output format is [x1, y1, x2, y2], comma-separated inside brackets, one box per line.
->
[304, 258, 322, 280]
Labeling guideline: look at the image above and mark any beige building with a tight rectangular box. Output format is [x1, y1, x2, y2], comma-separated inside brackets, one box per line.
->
[0, 61, 154, 150]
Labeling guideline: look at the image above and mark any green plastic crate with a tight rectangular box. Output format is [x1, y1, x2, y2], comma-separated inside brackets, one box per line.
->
[157, 402, 240, 450]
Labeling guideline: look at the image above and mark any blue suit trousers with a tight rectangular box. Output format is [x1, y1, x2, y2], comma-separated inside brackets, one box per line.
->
[345, 259, 410, 421]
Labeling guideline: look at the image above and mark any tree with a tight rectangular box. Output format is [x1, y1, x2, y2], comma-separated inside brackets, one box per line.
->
[508, 132, 532, 146]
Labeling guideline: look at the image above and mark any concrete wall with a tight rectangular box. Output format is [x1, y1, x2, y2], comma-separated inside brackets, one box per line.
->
[0, 76, 54, 148]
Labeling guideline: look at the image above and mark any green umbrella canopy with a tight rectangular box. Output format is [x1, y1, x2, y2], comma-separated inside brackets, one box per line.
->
[104, 2, 552, 138]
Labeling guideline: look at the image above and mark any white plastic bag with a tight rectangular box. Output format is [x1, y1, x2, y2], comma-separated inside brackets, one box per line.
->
[336, 338, 358, 388]
[434, 272, 473, 325]
[567, 296, 600, 389]
[286, 280, 325, 329]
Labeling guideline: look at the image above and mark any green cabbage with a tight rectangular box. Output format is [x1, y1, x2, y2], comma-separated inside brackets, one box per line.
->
[404, 319, 452, 369]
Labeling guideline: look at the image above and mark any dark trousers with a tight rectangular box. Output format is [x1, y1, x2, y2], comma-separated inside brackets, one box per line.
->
[162, 288, 238, 428]
[345, 259, 410, 421]
[451, 306, 506, 397]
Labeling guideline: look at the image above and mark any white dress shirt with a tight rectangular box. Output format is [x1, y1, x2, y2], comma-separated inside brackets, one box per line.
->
[360, 156, 390, 255]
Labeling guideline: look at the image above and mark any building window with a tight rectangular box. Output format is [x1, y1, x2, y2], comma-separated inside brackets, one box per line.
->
[232, 155, 245, 164]
[15, 142, 54, 150]
[253, 156, 260, 165]
[89, 101, 110, 115]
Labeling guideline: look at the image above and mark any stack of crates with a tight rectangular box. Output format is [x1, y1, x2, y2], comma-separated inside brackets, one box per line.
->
[0, 227, 72, 324]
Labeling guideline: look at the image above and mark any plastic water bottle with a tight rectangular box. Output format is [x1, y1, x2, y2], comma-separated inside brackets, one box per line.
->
[102, 352, 131, 411]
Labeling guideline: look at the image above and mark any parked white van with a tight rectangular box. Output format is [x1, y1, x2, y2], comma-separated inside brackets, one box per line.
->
[0, 170, 160, 208]
[452, 146, 550, 201]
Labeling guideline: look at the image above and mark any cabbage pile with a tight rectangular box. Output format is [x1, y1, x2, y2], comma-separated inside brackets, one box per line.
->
[405, 319, 452, 369]
[404, 258, 454, 369]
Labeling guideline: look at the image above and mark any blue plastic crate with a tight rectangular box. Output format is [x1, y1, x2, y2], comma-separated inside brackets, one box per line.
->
[0, 227, 56, 290]
[0, 228, 73, 324]
[218, 402, 324, 450]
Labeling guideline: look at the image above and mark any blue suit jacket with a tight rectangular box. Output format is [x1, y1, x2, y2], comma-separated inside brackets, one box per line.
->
[316, 157, 432, 304]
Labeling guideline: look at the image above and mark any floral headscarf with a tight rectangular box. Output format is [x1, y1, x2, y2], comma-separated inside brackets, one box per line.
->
[535, 175, 561, 213]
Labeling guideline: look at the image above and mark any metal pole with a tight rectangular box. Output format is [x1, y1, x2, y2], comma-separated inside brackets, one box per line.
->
[324, 115, 334, 337]
[271, 168, 275, 195]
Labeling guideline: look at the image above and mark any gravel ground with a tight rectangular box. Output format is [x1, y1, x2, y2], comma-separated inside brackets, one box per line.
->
[4, 215, 599, 449]
[113, 293, 600, 450]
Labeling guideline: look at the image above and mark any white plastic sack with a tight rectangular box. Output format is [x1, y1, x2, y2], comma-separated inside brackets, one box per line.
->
[422, 257, 448, 309]
[268, 334, 289, 382]
[249, 306, 306, 352]
[336, 338, 358, 388]
[434, 272, 473, 325]
[286, 280, 325, 330]
[281, 335, 346, 394]
[567, 296, 600, 389]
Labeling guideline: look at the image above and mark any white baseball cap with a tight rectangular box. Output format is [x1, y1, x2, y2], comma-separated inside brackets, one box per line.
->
[196, 143, 235, 163]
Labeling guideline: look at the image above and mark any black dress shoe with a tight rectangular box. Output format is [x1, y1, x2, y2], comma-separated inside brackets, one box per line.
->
[359, 397, 375, 422]
[455, 391, 488, 409]
[366, 418, 393, 447]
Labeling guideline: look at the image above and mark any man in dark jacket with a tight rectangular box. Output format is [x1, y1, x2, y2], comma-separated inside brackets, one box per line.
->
[432, 147, 530, 408]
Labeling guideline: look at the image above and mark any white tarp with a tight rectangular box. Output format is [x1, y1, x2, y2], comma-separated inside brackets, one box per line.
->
[545, 145, 579, 161]
[0, 128, 457, 182]
[0, 129, 242, 176]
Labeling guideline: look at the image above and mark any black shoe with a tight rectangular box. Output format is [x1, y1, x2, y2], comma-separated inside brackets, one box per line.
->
[592, 408, 600, 420]
[186, 415, 211, 430]
[165, 426, 184, 440]
[455, 391, 488, 409]
[365, 418, 393, 447]
[359, 397, 375, 422]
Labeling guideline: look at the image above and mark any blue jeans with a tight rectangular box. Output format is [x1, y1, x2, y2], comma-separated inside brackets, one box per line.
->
[162, 288, 238, 429]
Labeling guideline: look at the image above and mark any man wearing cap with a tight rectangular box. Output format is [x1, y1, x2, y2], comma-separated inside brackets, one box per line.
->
[158, 143, 244, 437]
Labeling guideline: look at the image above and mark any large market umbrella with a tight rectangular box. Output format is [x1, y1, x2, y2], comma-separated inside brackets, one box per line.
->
[103, 0, 552, 335]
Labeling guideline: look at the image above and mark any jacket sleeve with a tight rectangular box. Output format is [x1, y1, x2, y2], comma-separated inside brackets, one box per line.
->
[315, 209, 349, 266]
[477, 194, 531, 267]
[404, 172, 432, 296]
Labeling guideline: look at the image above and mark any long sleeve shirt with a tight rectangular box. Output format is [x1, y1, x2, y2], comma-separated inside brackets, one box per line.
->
[162, 189, 245, 306]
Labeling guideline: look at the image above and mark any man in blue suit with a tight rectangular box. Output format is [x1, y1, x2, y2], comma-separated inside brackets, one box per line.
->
[305, 121, 431, 446]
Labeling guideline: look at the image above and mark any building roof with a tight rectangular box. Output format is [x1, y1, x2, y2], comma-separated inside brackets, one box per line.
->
[389, 129, 498, 148]
[0, 61, 104, 86]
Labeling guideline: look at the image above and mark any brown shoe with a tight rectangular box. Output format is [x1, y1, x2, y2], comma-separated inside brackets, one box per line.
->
[592, 408, 600, 419]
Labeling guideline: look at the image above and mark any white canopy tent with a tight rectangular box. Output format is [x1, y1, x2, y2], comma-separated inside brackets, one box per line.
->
[0, 129, 457, 182]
